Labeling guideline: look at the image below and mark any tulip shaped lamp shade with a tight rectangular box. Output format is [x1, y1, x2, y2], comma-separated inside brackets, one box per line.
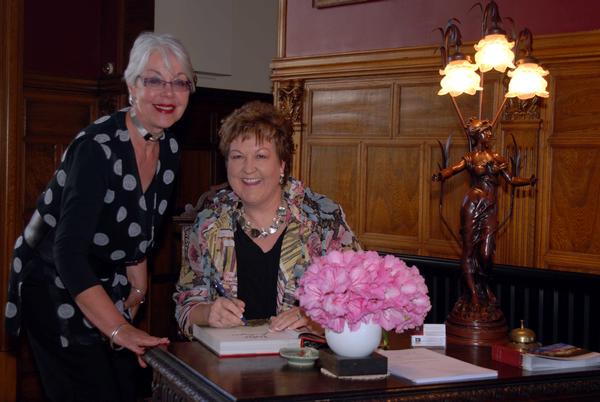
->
[505, 62, 550, 100]
[438, 59, 482, 97]
[474, 34, 515, 73]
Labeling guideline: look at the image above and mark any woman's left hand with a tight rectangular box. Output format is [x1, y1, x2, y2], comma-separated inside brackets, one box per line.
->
[124, 286, 146, 319]
[268, 307, 308, 331]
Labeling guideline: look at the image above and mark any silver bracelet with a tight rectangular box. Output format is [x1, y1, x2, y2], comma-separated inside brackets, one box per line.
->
[110, 323, 127, 350]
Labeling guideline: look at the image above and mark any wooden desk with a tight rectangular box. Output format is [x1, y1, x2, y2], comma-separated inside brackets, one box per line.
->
[144, 342, 600, 401]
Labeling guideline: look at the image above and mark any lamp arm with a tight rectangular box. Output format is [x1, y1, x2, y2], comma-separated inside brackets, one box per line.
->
[491, 96, 509, 127]
[478, 71, 485, 120]
[449, 96, 471, 151]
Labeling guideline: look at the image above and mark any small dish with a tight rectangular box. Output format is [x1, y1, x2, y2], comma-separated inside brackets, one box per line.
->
[279, 347, 319, 368]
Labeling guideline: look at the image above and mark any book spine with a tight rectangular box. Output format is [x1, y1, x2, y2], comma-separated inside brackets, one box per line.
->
[491, 343, 523, 367]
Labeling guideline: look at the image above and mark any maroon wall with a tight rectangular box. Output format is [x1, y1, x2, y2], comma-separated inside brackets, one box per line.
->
[287, 0, 600, 57]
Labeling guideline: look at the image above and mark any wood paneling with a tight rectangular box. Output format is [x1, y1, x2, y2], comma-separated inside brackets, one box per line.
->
[364, 143, 420, 237]
[306, 142, 359, 228]
[310, 85, 391, 137]
[273, 30, 600, 275]
[549, 146, 600, 254]
[0, 0, 22, 399]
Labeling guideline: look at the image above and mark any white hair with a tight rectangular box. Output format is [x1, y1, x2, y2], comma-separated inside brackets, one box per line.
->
[123, 32, 195, 93]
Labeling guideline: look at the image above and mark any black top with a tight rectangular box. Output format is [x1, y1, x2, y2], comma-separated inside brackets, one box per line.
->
[234, 225, 286, 320]
[5, 108, 180, 346]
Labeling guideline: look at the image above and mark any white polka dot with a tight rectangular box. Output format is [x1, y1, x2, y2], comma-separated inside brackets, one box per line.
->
[123, 174, 136, 191]
[75, 130, 86, 139]
[17, 282, 22, 297]
[94, 134, 110, 143]
[156, 160, 161, 174]
[163, 170, 175, 185]
[43, 214, 57, 227]
[54, 276, 65, 289]
[13, 257, 22, 273]
[56, 170, 67, 187]
[83, 317, 93, 328]
[43, 189, 53, 205]
[94, 115, 110, 124]
[14, 236, 23, 249]
[139, 240, 148, 253]
[61, 146, 69, 162]
[112, 273, 127, 287]
[104, 189, 115, 204]
[139, 196, 146, 211]
[128, 223, 141, 237]
[158, 200, 168, 215]
[169, 138, 179, 154]
[116, 207, 127, 222]
[115, 300, 125, 313]
[5, 302, 17, 318]
[99, 277, 110, 282]
[93, 233, 109, 246]
[24, 211, 41, 239]
[60, 336, 69, 347]
[57, 304, 75, 319]
[101, 144, 111, 159]
[117, 129, 129, 142]
[113, 159, 122, 176]
[110, 250, 126, 260]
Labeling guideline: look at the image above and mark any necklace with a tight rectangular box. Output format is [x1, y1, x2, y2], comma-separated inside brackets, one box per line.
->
[129, 108, 164, 142]
[238, 203, 287, 239]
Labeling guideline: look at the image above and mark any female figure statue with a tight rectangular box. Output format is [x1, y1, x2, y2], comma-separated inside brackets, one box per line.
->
[432, 118, 536, 314]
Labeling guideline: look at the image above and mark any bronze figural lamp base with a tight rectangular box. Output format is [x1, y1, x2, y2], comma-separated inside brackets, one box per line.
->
[445, 295, 508, 346]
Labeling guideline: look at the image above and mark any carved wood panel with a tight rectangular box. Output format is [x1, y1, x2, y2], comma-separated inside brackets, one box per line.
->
[273, 30, 600, 274]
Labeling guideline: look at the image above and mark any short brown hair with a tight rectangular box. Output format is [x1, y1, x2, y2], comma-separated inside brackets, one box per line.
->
[218, 101, 294, 179]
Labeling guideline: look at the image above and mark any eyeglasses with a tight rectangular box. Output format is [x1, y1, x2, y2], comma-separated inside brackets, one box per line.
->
[137, 76, 192, 92]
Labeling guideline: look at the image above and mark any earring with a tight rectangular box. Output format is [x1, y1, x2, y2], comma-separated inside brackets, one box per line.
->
[279, 173, 285, 185]
[128, 94, 136, 106]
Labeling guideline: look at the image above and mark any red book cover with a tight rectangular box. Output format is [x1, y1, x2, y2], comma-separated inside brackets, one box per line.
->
[491, 343, 523, 367]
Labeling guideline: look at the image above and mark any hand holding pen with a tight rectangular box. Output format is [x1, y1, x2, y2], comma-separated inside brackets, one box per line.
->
[211, 279, 248, 326]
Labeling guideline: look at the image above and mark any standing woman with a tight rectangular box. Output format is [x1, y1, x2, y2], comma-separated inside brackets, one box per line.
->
[4, 32, 195, 401]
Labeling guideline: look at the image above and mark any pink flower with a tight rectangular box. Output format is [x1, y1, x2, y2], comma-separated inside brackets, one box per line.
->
[296, 250, 431, 333]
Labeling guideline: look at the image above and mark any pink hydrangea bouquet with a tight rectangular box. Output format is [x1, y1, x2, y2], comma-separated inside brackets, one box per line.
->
[296, 250, 431, 333]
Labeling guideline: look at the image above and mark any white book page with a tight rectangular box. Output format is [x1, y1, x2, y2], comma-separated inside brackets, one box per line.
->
[378, 348, 497, 384]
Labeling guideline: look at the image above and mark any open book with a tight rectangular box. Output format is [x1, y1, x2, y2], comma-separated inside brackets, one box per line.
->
[378, 348, 497, 384]
[193, 323, 301, 357]
[522, 343, 600, 371]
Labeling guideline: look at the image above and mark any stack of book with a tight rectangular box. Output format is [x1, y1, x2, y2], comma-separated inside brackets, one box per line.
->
[492, 342, 600, 371]
[411, 324, 446, 347]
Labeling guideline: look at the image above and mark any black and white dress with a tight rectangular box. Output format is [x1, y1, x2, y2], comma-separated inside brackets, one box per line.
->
[4, 108, 180, 347]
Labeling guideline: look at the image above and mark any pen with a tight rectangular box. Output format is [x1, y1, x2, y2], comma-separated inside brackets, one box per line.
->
[212, 279, 248, 325]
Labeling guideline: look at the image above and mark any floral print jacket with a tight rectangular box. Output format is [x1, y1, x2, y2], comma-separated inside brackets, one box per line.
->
[174, 177, 361, 337]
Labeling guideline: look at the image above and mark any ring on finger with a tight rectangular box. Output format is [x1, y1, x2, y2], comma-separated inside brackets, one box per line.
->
[296, 311, 302, 320]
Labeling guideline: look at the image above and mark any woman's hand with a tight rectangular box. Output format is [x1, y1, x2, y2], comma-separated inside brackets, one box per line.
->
[269, 307, 308, 331]
[123, 286, 146, 319]
[207, 297, 246, 328]
[125, 260, 148, 319]
[111, 323, 169, 368]
[530, 174, 538, 186]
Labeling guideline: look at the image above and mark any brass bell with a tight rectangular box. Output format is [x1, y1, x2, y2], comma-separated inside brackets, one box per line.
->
[508, 320, 541, 352]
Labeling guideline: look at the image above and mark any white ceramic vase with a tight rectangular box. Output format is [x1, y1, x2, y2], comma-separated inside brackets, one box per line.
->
[325, 321, 382, 358]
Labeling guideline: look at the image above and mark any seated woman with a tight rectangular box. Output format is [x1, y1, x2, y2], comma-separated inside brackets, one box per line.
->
[174, 101, 360, 337]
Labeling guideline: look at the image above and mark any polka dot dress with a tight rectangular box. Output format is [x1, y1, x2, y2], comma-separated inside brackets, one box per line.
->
[5, 109, 180, 346]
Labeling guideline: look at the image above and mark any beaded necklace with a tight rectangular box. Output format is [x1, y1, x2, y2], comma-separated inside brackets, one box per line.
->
[238, 203, 287, 239]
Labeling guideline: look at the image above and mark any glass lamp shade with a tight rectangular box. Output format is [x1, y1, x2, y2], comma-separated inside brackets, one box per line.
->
[438, 60, 482, 97]
[474, 34, 516, 73]
[505, 63, 550, 99]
